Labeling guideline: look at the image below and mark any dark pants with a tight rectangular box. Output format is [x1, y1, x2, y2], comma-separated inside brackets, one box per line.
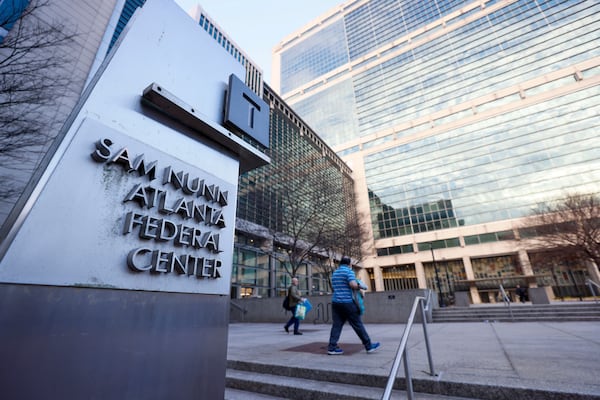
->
[284, 305, 300, 333]
[328, 302, 372, 351]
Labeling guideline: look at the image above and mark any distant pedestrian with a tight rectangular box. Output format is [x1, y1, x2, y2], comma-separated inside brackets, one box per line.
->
[284, 277, 305, 335]
[515, 285, 527, 303]
[327, 257, 380, 355]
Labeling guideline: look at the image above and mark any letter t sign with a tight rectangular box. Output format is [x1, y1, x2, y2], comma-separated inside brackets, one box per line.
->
[223, 74, 270, 148]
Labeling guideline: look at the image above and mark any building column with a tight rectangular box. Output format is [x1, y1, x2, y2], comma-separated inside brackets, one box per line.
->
[373, 264, 384, 291]
[462, 256, 481, 304]
[356, 269, 369, 289]
[268, 239, 277, 297]
[415, 260, 427, 288]
[307, 263, 314, 296]
[518, 249, 537, 288]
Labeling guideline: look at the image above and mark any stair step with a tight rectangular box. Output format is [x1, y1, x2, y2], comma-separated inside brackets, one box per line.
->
[432, 312, 600, 316]
[225, 387, 286, 400]
[226, 368, 480, 400]
[431, 303, 600, 322]
[433, 318, 600, 323]
[433, 306, 600, 311]
[433, 304, 600, 311]
[431, 312, 600, 316]
[225, 360, 597, 400]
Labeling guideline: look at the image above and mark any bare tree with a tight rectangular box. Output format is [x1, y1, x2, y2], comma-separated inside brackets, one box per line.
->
[0, 0, 75, 201]
[321, 209, 371, 288]
[525, 193, 600, 269]
[272, 176, 345, 279]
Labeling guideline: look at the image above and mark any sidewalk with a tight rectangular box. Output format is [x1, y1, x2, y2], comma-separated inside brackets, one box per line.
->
[226, 320, 600, 398]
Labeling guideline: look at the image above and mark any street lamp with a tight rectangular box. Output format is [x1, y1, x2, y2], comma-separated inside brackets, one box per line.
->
[430, 243, 445, 307]
[443, 260, 453, 304]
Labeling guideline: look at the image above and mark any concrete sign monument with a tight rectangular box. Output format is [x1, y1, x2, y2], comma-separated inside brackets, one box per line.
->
[0, 0, 268, 398]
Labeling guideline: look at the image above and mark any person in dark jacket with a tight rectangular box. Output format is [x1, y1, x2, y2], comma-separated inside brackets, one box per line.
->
[284, 277, 305, 335]
[515, 285, 527, 303]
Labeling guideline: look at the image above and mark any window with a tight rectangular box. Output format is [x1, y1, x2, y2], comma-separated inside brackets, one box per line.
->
[377, 244, 414, 256]
[382, 264, 418, 291]
[417, 238, 460, 251]
[465, 230, 516, 245]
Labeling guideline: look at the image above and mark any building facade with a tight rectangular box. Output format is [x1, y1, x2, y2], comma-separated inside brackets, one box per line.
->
[273, 0, 600, 303]
[232, 84, 357, 299]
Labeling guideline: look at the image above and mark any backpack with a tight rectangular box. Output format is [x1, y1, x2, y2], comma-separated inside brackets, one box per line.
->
[282, 295, 292, 311]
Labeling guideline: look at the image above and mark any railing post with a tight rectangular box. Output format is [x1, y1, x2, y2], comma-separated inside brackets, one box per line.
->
[420, 299, 436, 376]
[312, 302, 331, 324]
[313, 302, 324, 324]
[500, 284, 514, 321]
[381, 294, 436, 400]
[403, 348, 414, 400]
[586, 279, 600, 303]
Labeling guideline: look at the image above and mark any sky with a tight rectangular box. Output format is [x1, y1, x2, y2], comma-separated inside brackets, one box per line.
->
[173, 0, 344, 83]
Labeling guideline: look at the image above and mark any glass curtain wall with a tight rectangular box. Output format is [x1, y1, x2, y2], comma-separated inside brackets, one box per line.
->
[276, 0, 599, 301]
[279, 0, 600, 240]
[234, 84, 356, 298]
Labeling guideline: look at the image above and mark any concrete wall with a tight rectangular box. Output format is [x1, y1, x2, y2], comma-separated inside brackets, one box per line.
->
[230, 289, 434, 324]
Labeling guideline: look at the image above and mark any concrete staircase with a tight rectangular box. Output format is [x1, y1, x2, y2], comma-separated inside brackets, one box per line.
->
[224, 301, 600, 400]
[226, 360, 479, 400]
[224, 359, 596, 400]
[432, 301, 600, 323]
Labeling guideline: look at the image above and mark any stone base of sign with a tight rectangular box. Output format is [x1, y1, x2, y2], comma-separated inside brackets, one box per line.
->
[0, 283, 229, 399]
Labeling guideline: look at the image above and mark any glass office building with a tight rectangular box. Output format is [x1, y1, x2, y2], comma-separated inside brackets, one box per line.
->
[273, 0, 600, 303]
[232, 84, 357, 299]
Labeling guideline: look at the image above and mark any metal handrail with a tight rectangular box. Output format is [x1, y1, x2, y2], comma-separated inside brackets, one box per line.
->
[230, 301, 247, 322]
[586, 279, 600, 303]
[381, 291, 436, 400]
[312, 302, 331, 324]
[230, 301, 246, 313]
[499, 284, 514, 321]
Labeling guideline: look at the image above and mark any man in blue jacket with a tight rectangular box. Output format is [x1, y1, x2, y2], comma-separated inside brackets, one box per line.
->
[327, 257, 380, 355]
